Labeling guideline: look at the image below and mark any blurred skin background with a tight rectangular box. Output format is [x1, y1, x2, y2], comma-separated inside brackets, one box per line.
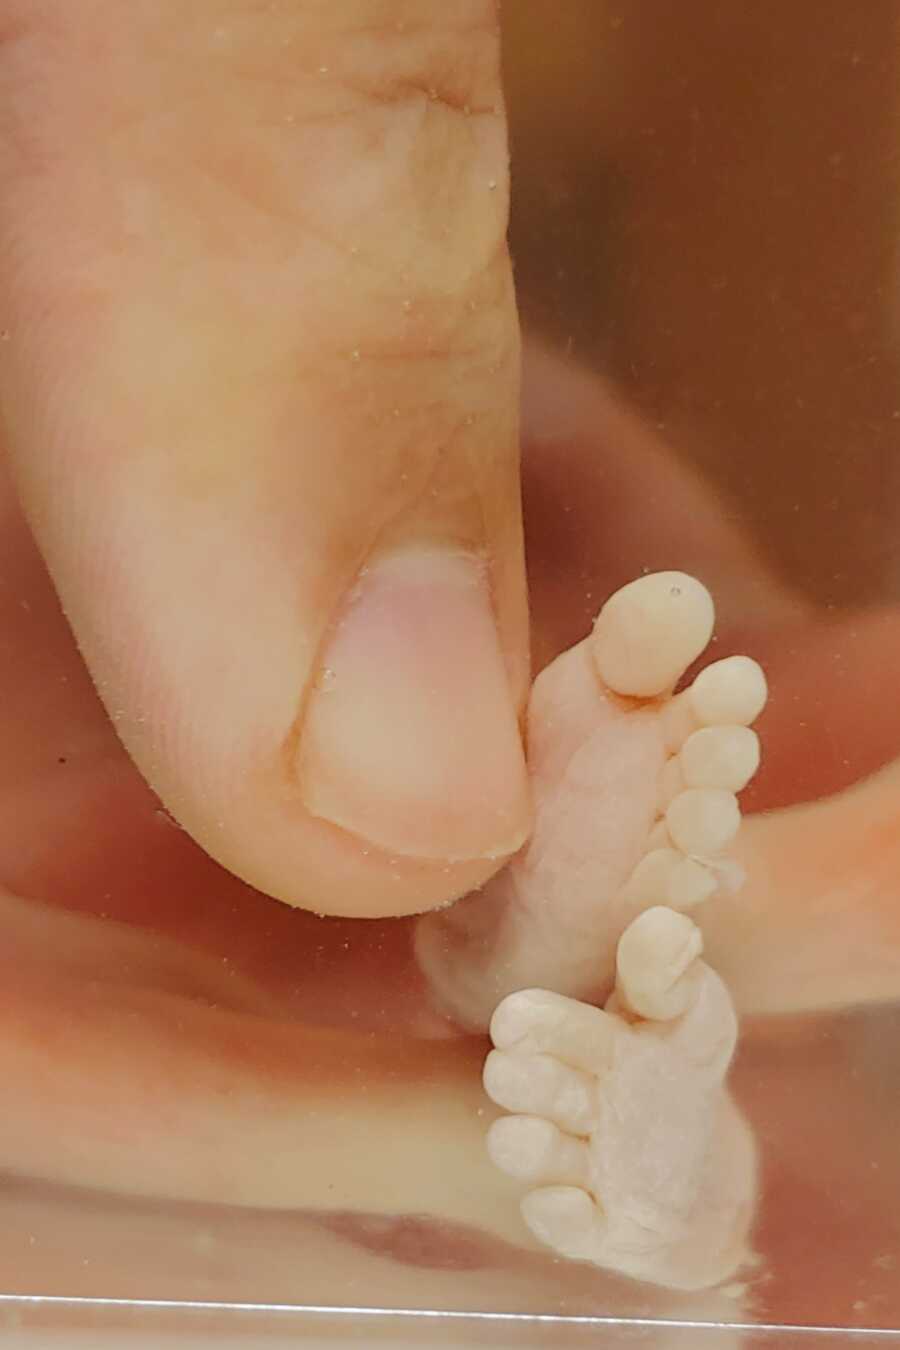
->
[506, 0, 900, 613]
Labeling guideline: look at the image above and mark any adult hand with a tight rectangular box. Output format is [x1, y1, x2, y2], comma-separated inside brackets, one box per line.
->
[0, 0, 530, 918]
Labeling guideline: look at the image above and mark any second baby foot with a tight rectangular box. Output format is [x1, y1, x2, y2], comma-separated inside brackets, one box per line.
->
[416, 571, 767, 1030]
[483, 906, 757, 1291]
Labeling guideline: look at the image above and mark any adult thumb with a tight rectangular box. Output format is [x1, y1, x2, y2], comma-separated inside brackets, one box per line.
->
[0, 1, 530, 916]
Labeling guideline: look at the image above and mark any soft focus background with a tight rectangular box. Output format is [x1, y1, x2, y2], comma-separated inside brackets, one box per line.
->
[505, 0, 900, 607]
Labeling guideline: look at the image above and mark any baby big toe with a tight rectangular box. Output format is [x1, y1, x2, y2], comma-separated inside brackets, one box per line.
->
[615, 906, 704, 1022]
[592, 572, 714, 699]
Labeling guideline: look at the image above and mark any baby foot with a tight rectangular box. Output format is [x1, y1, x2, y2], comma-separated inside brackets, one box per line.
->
[483, 907, 757, 1291]
[415, 571, 766, 1030]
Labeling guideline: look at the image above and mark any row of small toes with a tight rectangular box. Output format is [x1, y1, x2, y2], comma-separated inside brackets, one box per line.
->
[604, 577, 768, 912]
[654, 657, 765, 868]
[484, 988, 605, 1205]
[484, 988, 618, 1177]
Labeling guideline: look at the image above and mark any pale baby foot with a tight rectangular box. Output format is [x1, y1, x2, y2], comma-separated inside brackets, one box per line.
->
[483, 907, 757, 1291]
[416, 572, 767, 1030]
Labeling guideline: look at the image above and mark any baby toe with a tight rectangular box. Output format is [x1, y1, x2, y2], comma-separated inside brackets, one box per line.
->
[665, 788, 741, 857]
[487, 1115, 591, 1188]
[490, 988, 616, 1075]
[679, 725, 760, 791]
[521, 1185, 605, 1261]
[689, 656, 768, 727]
[621, 848, 719, 911]
[615, 906, 704, 1022]
[483, 1050, 598, 1135]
